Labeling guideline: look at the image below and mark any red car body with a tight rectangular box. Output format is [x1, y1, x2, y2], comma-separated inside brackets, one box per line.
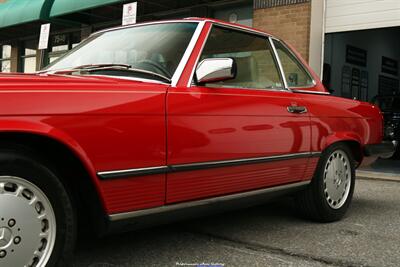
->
[0, 18, 386, 226]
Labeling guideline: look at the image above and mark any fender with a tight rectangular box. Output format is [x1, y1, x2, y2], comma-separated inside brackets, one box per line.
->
[0, 118, 106, 208]
[321, 131, 363, 153]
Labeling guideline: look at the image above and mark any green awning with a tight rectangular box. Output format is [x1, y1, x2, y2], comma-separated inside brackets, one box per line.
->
[50, 0, 123, 17]
[0, 0, 125, 30]
[0, 0, 48, 28]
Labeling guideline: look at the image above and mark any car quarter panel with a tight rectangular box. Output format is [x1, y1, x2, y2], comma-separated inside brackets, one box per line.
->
[0, 74, 168, 213]
[297, 93, 383, 153]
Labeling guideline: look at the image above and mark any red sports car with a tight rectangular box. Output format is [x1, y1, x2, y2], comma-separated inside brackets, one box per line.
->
[0, 18, 394, 266]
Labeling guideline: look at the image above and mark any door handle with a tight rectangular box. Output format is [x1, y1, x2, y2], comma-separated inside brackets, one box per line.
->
[287, 106, 307, 114]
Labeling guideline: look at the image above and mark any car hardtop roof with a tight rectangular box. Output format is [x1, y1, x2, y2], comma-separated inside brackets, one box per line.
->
[93, 17, 274, 39]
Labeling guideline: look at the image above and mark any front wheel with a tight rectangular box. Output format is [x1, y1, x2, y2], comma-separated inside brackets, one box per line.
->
[296, 143, 356, 222]
[0, 150, 75, 267]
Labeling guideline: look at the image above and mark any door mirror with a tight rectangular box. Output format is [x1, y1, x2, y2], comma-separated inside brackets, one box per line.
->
[195, 58, 236, 84]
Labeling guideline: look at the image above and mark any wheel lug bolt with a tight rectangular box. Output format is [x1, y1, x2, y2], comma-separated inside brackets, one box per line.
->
[8, 219, 15, 227]
[14, 236, 21, 245]
[0, 250, 6, 258]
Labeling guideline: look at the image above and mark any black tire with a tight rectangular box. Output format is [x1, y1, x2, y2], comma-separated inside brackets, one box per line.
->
[296, 143, 356, 222]
[0, 148, 76, 267]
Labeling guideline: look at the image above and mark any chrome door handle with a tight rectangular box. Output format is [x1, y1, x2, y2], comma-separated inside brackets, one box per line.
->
[287, 106, 307, 114]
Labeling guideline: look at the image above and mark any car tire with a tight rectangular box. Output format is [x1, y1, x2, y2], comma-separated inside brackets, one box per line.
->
[0, 148, 76, 267]
[296, 143, 356, 222]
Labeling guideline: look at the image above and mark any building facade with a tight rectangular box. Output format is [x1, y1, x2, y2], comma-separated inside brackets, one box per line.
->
[1, 0, 313, 74]
[0, 0, 254, 73]
[1, 0, 400, 101]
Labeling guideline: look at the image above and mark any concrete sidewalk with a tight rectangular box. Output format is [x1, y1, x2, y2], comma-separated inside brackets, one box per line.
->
[357, 170, 400, 182]
[357, 158, 400, 182]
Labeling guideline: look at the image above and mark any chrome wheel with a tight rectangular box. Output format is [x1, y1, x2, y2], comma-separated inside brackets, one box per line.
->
[0, 176, 56, 267]
[323, 150, 351, 209]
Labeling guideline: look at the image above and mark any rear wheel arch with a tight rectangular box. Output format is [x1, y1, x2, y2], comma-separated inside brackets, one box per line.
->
[342, 140, 363, 166]
[0, 132, 107, 236]
[324, 140, 363, 167]
[323, 131, 364, 166]
[297, 142, 356, 222]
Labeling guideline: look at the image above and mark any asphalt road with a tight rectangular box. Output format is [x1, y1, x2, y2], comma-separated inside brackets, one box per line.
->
[73, 178, 400, 267]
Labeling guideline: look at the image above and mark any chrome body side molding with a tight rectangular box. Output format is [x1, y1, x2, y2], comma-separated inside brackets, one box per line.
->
[97, 152, 321, 180]
[98, 166, 169, 180]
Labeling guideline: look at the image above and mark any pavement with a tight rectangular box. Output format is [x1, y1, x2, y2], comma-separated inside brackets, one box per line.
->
[73, 178, 400, 267]
[358, 158, 400, 182]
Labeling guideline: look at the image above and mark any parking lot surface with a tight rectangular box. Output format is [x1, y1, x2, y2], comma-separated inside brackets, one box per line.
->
[74, 178, 400, 267]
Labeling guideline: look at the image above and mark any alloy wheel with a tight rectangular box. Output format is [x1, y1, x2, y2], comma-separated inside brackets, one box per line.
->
[0, 176, 56, 267]
[323, 150, 352, 209]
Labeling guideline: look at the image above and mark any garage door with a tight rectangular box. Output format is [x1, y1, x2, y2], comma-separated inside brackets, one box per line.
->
[326, 0, 400, 33]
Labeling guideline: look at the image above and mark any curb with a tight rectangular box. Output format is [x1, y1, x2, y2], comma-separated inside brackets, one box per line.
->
[356, 170, 400, 182]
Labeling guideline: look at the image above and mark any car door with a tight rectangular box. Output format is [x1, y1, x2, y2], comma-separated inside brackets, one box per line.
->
[166, 25, 312, 204]
[271, 38, 337, 165]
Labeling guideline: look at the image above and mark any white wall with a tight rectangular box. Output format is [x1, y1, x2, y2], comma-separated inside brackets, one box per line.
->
[324, 27, 400, 101]
[326, 0, 400, 33]
[309, 0, 325, 77]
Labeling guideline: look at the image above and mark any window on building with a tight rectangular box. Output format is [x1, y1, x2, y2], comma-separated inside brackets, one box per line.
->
[199, 26, 283, 90]
[0, 45, 11, 73]
[48, 32, 81, 64]
[272, 40, 314, 88]
[22, 40, 37, 73]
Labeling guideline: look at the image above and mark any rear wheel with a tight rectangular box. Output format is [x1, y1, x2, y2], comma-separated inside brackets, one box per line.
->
[296, 143, 356, 222]
[0, 150, 75, 267]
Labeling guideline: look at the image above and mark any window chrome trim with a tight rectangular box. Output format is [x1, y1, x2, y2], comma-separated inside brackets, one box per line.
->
[188, 23, 290, 90]
[97, 152, 321, 180]
[292, 89, 330, 95]
[171, 21, 205, 87]
[95, 20, 206, 35]
[187, 22, 212, 87]
[191, 86, 292, 93]
[212, 22, 273, 39]
[269, 37, 289, 89]
[44, 21, 203, 85]
[270, 37, 317, 89]
[108, 180, 310, 221]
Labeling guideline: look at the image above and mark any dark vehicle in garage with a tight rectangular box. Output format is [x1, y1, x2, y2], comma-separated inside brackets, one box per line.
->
[372, 95, 400, 158]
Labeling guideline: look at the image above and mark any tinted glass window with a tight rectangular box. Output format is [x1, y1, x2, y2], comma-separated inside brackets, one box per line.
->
[45, 23, 198, 79]
[199, 26, 283, 90]
[273, 40, 313, 88]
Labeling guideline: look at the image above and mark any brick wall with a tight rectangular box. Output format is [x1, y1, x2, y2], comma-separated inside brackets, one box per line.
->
[253, 2, 311, 61]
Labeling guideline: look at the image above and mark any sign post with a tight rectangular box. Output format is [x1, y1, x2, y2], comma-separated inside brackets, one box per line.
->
[38, 23, 51, 70]
[122, 2, 137, 26]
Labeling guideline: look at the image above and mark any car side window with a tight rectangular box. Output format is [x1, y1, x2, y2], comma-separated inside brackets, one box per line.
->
[198, 26, 283, 90]
[272, 40, 314, 88]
